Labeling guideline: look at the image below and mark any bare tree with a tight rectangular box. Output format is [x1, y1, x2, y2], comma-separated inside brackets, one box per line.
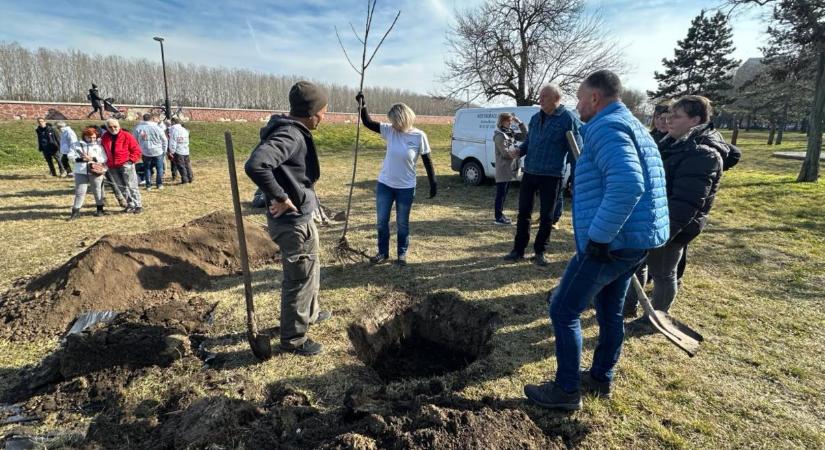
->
[726, 0, 825, 181]
[0, 41, 464, 115]
[621, 88, 649, 122]
[441, 0, 625, 105]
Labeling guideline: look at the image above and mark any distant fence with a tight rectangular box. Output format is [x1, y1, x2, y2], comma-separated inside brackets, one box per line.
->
[0, 100, 454, 124]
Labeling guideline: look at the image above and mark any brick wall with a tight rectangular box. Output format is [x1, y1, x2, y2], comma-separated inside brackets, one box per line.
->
[0, 100, 453, 125]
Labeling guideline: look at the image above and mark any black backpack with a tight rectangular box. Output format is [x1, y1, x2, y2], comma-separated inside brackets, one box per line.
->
[723, 144, 741, 171]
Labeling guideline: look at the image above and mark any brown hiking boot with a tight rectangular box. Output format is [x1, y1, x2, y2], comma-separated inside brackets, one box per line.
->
[580, 370, 612, 398]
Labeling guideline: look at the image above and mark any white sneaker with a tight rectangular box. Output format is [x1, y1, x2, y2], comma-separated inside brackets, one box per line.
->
[158, 185, 164, 190]
[146, 185, 154, 191]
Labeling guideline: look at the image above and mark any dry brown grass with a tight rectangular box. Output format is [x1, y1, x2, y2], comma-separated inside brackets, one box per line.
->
[0, 128, 823, 448]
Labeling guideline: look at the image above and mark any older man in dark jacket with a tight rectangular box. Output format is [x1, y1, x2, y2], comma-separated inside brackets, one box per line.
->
[35, 118, 67, 177]
[245, 81, 332, 357]
[504, 84, 582, 266]
[645, 95, 725, 314]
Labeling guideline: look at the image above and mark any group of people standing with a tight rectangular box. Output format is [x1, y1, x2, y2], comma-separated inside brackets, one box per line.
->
[34, 113, 194, 220]
[30, 74, 738, 408]
[494, 84, 581, 267]
[242, 74, 739, 415]
[245, 81, 438, 355]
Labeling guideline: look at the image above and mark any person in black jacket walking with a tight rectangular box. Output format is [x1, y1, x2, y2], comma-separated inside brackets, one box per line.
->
[35, 118, 67, 176]
[645, 95, 726, 314]
[87, 84, 104, 119]
[244, 81, 332, 357]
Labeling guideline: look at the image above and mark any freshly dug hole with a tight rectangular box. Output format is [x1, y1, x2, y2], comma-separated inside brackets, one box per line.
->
[348, 292, 498, 382]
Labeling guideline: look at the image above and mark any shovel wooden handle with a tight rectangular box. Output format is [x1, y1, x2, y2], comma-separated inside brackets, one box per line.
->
[224, 132, 258, 334]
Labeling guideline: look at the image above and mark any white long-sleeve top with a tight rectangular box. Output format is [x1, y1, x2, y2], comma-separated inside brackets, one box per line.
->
[134, 121, 168, 157]
[68, 140, 107, 175]
[168, 124, 190, 156]
[59, 127, 78, 155]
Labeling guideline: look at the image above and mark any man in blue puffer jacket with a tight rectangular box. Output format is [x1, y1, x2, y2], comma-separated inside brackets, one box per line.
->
[524, 70, 669, 410]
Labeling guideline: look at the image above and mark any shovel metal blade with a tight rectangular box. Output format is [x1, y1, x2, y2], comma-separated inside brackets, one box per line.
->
[247, 330, 273, 361]
[632, 275, 703, 357]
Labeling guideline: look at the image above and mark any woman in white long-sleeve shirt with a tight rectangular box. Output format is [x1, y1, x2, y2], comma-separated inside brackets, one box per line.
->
[355, 92, 437, 267]
[68, 127, 108, 220]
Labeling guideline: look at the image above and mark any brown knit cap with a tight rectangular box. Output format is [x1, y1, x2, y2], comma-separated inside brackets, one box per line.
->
[289, 81, 328, 118]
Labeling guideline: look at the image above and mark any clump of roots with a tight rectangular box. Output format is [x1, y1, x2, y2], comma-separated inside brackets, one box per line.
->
[334, 236, 369, 264]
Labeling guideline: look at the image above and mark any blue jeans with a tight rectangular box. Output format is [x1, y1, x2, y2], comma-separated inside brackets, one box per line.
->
[142, 155, 164, 187]
[548, 248, 647, 392]
[494, 181, 510, 219]
[376, 182, 415, 257]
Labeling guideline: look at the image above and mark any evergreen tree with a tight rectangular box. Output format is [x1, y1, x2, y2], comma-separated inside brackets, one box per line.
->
[648, 10, 740, 106]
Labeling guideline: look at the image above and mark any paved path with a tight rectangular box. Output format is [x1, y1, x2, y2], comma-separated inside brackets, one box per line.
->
[772, 152, 807, 161]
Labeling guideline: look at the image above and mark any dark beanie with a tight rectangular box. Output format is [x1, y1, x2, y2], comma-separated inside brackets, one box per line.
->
[289, 81, 328, 118]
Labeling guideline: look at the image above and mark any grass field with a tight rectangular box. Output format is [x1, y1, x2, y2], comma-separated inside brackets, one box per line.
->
[0, 120, 823, 448]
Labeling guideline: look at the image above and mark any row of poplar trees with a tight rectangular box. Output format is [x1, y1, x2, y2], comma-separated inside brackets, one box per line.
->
[0, 42, 463, 117]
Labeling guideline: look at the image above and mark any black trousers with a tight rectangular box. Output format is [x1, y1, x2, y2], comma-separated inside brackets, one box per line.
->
[512, 172, 562, 255]
[42, 149, 61, 176]
[175, 154, 193, 183]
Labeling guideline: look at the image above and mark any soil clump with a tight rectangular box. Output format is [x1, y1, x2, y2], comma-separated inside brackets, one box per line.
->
[80, 382, 562, 450]
[0, 211, 278, 340]
[3, 297, 217, 404]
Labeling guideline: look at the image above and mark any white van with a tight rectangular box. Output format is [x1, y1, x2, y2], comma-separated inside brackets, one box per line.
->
[450, 106, 539, 185]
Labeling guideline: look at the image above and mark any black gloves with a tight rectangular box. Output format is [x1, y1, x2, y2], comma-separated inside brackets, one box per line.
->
[429, 182, 437, 199]
[355, 91, 365, 106]
[585, 240, 613, 263]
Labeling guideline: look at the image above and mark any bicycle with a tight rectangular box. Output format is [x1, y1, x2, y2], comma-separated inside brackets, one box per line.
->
[149, 101, 186, 120]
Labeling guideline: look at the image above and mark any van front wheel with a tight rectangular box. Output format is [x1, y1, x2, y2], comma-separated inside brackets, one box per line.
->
[461, 160, 484, 186]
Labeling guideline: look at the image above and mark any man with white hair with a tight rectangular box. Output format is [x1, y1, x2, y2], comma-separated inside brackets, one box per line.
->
[101, 119, 143, 213]
[55, 121, 78, 178]
[503, 84, 582, 267]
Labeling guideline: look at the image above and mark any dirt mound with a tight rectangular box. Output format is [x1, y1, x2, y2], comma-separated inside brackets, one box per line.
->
[160, 396, 265, 449]
[4, 297, 216, 403]
[82, 383, 562, 450]
[0, 211, 278, 340]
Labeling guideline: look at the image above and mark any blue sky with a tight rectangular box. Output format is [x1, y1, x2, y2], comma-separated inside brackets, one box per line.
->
[0, 0, 768, 103]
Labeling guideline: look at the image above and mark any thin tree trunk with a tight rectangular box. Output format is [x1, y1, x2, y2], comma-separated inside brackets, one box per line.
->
[746, 114, 752, 131]
[776, 103, 788, 145]
[798, 47, 825, 182]
[767, 123, 776, 145]
[731, 117, 740, 146]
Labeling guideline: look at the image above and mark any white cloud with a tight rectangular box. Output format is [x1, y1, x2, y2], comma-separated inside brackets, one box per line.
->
[246, 20, 265, 60]
[0, 0, 771, 102]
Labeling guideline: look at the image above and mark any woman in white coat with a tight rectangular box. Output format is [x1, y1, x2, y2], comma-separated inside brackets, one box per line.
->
[68, 126, 108, 220]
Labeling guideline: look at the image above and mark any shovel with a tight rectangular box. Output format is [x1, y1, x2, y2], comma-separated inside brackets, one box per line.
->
[631, 275, 703, 356]
[225, 131, 272, 360]
[565, 131, 703, 357]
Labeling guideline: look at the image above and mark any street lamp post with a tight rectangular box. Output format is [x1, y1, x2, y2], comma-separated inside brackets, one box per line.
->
[153, 36, 171, 120]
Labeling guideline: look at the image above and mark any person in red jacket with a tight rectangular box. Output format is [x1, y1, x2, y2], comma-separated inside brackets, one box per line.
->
[101, 118, 143, 213]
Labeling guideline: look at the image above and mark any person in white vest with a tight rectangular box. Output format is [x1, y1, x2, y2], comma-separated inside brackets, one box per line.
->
[134, 113, 169, 190]
[56, 122, 78, 178]
[168, 118, 193, 184]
